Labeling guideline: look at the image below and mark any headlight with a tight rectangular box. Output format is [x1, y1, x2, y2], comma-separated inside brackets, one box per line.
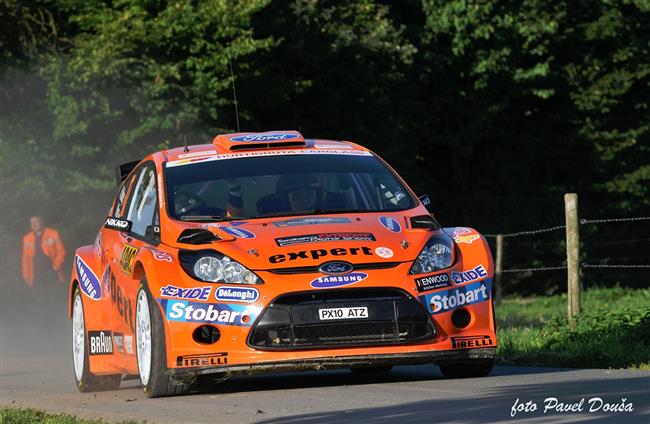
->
[180, 250, 262, 284]
[409, 235, 454, 275]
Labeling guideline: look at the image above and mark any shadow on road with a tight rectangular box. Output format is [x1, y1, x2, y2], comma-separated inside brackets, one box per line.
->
[252, 375, 649, 424]
[191, 363, 574, 397]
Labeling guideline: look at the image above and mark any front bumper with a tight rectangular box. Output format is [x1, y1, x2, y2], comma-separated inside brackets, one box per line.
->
[158, 262, 497, 371]
[168, 347, 496, 378]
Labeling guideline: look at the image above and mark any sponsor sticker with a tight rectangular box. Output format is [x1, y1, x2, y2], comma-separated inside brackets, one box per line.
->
[374, 246, 394, 258]
[101, 267, 111, 297]
[119, 245, 139, 274]
[178, 149, 217, 159]
[273, 217, 351, 228]
[314, 144, 354, 149]
[160, 300, 258, 326]
[454, 234, 481, 244]
[231, 133, 298, 142]
[310, 272, 368, 289]
[451, 264, 489, 285]
[113, 332, 124, 353]
[415, 273, 452, 292]
[88, 330, 113, 355]
[166, 150, 372, 167]
[75, 256, 101, 300]
[151, 249, 172, 262]
[420, 279, 492, 315]
[275, 232, 375, 247]
[106, 267, 135, 331]
[177, 352, 228, 367]
[124, 335, 133, 354]
[214, 286, 259, 303]
[220, 226, 255, 239]
[269, 246, 373, 263]
[379, 216, 402, 233]
[451, 335, 493, 349]
[160, 285, 211, 301]
[104, 217, 131, 232]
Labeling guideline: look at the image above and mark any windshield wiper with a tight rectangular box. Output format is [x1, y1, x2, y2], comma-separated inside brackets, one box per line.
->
[179, 215, 249, 222]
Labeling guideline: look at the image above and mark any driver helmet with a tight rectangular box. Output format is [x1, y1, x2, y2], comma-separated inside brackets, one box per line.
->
[276, 174, 323, 212]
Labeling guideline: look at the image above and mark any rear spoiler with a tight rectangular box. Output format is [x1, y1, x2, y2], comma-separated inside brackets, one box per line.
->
[115, 160, 140, 185]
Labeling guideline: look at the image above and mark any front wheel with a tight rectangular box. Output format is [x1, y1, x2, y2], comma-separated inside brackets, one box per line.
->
[439, 359, 494, 379]
[71, 289, 121, 392]
[135, 282, 192, 397]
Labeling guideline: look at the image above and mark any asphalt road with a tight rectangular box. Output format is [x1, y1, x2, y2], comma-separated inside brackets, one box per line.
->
[1, 282, 648, 424]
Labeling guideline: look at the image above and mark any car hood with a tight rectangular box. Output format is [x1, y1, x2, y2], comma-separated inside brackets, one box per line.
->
[173, 212, 438, 270]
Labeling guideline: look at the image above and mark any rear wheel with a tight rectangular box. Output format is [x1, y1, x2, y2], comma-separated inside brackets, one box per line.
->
[439, 359, 494, 379]
[136, 281, 192, 397]
[71, 289, 121, 392]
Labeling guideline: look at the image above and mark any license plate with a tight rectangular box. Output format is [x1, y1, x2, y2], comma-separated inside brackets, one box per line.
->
[318, 307, 368, 320]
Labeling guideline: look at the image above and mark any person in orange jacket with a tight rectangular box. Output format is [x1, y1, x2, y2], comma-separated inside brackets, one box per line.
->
[22, 216, 66, 288]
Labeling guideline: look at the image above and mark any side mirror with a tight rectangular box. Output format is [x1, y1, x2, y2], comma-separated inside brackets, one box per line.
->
[418, 194, 433, 212]
[145, 224, 161, 241]
[104, 217, 132, 232]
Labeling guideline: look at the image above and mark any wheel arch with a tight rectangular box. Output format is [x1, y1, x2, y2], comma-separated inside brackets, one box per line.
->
[443, 227, 494, 275]
[69, 279, 79, 318]
[131, 258, 168, 329]
[69, 245, 100, 319]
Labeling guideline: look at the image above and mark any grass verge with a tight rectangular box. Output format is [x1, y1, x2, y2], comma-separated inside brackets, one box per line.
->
[0, 408, 139, 424]
[495, 287, 650, 369]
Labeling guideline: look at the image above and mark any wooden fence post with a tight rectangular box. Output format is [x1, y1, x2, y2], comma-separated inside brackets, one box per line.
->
[564, 193, 581, 321]
[495, 234, 503, 304]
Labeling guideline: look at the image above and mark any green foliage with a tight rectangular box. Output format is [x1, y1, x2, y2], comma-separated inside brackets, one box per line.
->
[44, 0, 274, 161]
[497, 287, 650, 368]
[0, 0, 274, 265]
[421, 0, 650, 211]
[1, 0, 649, 290]
[0, 408, 140, 424]
[0, 0, 63, 72]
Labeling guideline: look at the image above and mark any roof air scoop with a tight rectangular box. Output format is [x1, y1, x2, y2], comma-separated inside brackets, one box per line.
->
[213, 131, 305, 151]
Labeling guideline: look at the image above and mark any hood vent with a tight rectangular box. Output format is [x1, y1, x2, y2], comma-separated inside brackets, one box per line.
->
[177, 229, 221, 245]
[410, 215, 440, 230]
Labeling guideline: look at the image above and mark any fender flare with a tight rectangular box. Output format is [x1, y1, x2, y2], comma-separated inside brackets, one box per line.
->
[443, 227, 494, 278]
[68, 245, 102, 318]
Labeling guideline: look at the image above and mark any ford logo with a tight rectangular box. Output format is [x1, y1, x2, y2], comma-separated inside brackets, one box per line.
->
[318, 261, 354, 275]
[231, 134, 298, 142]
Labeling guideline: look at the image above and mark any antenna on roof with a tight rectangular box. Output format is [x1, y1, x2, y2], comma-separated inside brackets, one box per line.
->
[176, 118, 189, 152]
[227, 50, 241, 132]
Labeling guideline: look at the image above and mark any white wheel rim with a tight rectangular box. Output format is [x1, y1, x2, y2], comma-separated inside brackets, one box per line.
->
[136, 290, 152, 385]
[72, 294, 85, 381]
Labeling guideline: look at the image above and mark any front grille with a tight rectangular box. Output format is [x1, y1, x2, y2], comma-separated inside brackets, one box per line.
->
[248, 288, 435, 350]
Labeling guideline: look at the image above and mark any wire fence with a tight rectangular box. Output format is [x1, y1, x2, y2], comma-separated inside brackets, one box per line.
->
[485, 215, 650, 273]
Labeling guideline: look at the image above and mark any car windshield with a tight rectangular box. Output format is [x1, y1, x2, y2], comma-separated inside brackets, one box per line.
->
[164, 152, 415, 221]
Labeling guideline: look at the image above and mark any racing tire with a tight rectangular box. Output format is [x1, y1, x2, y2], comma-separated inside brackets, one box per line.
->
[439, 359, 494, 379]
[136, 280, 192, 398]
[350, 366, 394, 374]
[71, 289, 121, 392]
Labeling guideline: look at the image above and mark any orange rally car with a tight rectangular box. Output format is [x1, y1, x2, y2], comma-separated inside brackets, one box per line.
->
[69, 131, 496, 397]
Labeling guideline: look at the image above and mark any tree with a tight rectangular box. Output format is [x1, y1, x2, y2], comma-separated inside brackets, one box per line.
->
[421, 0, 650, 217]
